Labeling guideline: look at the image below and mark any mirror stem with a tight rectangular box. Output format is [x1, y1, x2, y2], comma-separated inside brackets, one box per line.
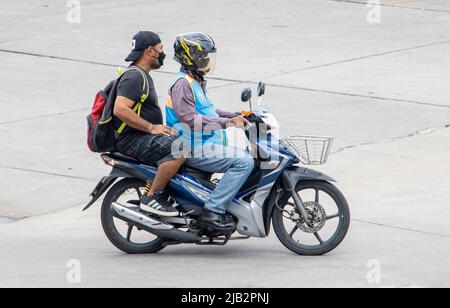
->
[257, 97, 262, 106]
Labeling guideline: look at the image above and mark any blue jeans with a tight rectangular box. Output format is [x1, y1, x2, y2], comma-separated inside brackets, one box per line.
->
[186, 144, 255, 214]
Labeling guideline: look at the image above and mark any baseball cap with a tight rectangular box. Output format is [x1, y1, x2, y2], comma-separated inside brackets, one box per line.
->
[125, 31, 161, 62]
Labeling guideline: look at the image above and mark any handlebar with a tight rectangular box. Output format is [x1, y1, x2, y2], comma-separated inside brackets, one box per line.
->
[243, 113, 260, 123]
[243, 113, 271, 130]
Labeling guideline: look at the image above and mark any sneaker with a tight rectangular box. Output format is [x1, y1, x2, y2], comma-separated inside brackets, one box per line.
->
[140, 191, 179, 217]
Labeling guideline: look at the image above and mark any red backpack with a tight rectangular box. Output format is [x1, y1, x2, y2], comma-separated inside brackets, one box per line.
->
[87, 67, 149, 153]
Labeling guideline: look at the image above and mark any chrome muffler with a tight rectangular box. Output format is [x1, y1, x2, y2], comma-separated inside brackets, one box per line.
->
[111, 202, 201, 242]
[112, 202, 173, 230]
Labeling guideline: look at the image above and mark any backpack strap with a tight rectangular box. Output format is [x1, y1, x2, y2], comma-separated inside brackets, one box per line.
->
[124, 66, 150, 103]
[116, 66, 150, 135]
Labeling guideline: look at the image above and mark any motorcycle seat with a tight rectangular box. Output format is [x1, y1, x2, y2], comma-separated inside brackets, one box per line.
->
[181, 165, 214, 183]
[107, 152, 215, 185]
[108, 152, 141, 164]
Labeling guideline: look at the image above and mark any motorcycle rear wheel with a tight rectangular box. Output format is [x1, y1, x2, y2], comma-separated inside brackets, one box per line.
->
[101, 178, 165, 254]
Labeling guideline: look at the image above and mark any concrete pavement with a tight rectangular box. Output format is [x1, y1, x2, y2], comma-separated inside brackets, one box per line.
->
[1, 126, 449, 288]
[1, 0, 449, 287]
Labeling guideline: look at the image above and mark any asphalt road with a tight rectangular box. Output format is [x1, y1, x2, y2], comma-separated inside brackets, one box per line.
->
[1, 0, 449, 287]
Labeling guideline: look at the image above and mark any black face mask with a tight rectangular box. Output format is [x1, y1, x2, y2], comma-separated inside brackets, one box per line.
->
[157, 51, 166, 66]
[150, 48, 166, 68]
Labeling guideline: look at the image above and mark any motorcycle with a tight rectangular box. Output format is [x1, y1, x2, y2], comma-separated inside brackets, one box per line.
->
[84, 82, 350, 255]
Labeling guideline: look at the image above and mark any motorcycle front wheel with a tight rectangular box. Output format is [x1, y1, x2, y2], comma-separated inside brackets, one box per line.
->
[273, 181, 350, 256]
[101, 178, 165, 254]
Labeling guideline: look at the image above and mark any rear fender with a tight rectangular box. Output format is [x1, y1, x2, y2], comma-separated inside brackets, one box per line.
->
[82, 164, 151, 211]
[83, 175, 117, 211]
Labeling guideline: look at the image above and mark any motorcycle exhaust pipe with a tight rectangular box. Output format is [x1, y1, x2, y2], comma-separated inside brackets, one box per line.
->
[112, 202, 201, 242]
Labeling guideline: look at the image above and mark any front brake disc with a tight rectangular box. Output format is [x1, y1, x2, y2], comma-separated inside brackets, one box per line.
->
[297, 201, 327, 233]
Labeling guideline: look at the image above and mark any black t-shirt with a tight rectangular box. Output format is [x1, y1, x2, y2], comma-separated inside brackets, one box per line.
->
[115, 67, 163, 137]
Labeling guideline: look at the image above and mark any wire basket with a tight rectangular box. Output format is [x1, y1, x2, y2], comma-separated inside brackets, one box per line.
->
[280, 135, 334, 165]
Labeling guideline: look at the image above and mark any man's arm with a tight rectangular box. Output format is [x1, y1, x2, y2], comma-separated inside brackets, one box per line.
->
[114, 96, 150, 133]
[114, 96, 174, 136]
[171, 79, 248, 129]
[216, 109, 240, 119]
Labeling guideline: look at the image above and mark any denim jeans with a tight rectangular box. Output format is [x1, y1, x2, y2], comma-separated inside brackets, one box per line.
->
[186, 144, 255, 214]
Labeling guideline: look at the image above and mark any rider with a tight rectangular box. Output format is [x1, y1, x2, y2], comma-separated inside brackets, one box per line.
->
[114, 31, 185, 217]
[166, 32, 254, 232]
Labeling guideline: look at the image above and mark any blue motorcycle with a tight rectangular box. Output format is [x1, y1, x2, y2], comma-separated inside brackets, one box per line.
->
[84, 82, 350, 255]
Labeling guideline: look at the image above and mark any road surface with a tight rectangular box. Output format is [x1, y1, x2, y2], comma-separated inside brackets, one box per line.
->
[1, 0, 449, 287]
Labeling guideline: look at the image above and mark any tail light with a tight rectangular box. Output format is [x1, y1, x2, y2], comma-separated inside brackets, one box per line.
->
[100, 154, 116, 166]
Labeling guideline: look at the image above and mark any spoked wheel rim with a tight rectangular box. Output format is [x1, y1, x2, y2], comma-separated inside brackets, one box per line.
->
[107, 183, 161, 246]
[277, 182, 349, 252]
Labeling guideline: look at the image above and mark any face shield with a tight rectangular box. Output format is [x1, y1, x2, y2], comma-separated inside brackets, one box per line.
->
[196, 52, 217, 75]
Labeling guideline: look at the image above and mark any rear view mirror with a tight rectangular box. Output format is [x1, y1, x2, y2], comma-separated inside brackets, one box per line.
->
[241, 87, 252, 102]
[257, 82, 266, 97]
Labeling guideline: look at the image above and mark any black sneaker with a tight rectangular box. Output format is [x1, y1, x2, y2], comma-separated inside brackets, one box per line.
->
[140, 191, 179, 217]
[198, 208, 236, 232]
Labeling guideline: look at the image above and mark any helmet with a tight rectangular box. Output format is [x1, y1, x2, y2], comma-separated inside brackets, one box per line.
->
[174, 32, 217, 75]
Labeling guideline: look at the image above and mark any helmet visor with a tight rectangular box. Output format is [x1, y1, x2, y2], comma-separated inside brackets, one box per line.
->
[197, 52, 216, 75]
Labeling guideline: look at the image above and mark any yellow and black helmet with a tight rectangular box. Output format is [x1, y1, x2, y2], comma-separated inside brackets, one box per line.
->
[174, 32, 217, 75]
